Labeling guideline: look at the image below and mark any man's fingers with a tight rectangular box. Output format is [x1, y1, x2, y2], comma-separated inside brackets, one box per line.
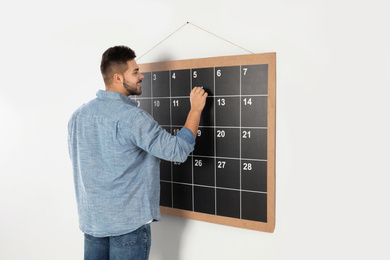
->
[193, 86, 206, 95]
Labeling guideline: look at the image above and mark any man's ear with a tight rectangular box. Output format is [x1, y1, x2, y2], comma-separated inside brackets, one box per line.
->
[113, 73, 122, 84]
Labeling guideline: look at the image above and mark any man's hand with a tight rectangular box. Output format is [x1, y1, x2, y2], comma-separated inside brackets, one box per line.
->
[184, 87, 208, 138]
[190, 87, 208, 112]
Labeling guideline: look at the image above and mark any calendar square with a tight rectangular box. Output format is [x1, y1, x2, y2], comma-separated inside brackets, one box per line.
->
[171, 69, 191, 97]
[152, 98, 170, 126]
[160, 159, 171, 181]
[241, 96, 267, 127]
[194, 186, 215, 214]
[215, 66, 240, 95]
[172, 160, 192, 184]
[140, 72, 152, 97]
[193, 127, 214, 156]
[192, 67, 214, 96]
[216, 159, 240, 189]
[152, 71, 170, 97]
[215, 97, 240, 127]
[241, 192, 267, 222]
[241, 64, 268, 95]
[173, 183, 192, 211]
[193, 157, 215, 186]
[241, 128, 267, 160]
[172, 98, 190, 126]
[216, 128, 240, 159]
[199, 96, 214, 127]
[137, 98, 152, 115]
[241, 160, 267, 192]
[216, 189, 240, 218]
[160, 181, 172, 207]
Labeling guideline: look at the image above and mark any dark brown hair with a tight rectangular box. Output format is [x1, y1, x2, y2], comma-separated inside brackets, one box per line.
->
[100, 46, 136, 85]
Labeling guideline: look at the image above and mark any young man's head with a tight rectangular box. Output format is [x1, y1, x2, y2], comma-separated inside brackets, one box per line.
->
[100, 46, 144, 96]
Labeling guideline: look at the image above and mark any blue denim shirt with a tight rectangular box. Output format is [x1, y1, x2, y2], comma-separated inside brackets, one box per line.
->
[68, 90, 195, 237]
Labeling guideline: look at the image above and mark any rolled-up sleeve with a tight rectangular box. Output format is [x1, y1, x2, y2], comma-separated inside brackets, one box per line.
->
[176, 127, 195, 146]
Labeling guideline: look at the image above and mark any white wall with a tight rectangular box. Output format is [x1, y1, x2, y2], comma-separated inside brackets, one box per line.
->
[1, 0, 389, 259]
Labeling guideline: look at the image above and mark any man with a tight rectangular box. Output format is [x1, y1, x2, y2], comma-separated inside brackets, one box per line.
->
[68, 46, 207, 259]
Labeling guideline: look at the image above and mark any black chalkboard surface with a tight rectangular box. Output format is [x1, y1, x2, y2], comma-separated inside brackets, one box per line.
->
[137, 53, 276, 232]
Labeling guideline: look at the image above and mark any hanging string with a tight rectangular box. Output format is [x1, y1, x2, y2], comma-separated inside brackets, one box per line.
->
[136, 22, 188, 61]
[187, 22, 254, 55]
[136, 22, 254, 61]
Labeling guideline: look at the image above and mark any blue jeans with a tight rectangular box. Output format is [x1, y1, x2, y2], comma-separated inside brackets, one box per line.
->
[84, 224, 151, 260]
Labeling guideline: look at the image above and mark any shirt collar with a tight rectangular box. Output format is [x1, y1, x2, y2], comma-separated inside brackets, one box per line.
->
[96, 89, 138, 106]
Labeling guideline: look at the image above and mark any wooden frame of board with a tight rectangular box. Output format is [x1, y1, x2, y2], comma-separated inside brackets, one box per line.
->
[138, 53, 276, 233]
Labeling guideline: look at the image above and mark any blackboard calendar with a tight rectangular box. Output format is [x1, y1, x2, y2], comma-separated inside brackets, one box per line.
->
[137, 53, 275, 232]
